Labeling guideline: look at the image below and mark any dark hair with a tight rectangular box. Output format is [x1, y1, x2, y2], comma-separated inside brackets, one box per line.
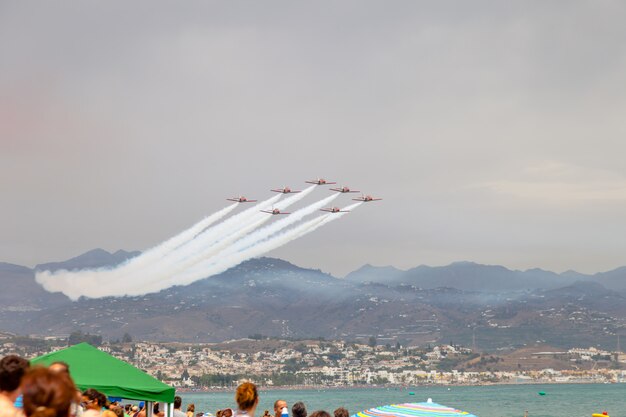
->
[154, 403, 160, 414]
[333, 408, 348, 417]
[83, 388, 106, 407]
[0, 354, 30, 392]
[309, 411, 331, 417]
[235, 382, 258, 411]
[174, 396, 182, 409]
[292, 402, 307, 417]
[22, 366, 77, 417]
[187, 404, 195, 413]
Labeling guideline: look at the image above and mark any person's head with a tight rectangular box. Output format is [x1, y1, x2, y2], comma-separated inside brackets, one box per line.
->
[235, 382, 258, 412]
[22, 366, 77, 417]
[174, 396, 182, 410]
[125, 405, 132, 413]
[187, 404, 195, 413]
[111, 407, 124, 417]
[309, 412, 330, 417]
[221, 409, 233, 417]
[333, 408, 348, 417]
[0, 354, 30, 397]
[292, 402, 307, 417]
[82, 388, 106, 411]
[48, 362, 70, 374]
[153, 403, 160, 414]
[263, 411, 271, 417]
[274, 400, 287, 416]
[132, 406, 139, 413]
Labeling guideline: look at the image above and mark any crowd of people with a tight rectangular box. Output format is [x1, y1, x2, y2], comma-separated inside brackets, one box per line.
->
[229, 382, 349, 417]
[0, 355, 348, 417]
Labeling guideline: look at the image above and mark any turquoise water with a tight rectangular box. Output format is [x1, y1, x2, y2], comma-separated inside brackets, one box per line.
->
[180, 384, 626, 417]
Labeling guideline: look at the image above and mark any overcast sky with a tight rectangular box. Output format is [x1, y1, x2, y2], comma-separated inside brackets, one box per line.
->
[2, 1, 626, 276]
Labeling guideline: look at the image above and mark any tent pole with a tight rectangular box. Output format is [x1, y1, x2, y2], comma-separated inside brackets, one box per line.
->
[146, 402, 153, 417]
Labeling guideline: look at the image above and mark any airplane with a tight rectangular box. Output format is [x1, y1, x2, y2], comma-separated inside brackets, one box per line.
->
[305, 178, 337, 185]
[271, 186, 302, 194]
[330, 186, 360, 193]
[227, 196, 257, 203]
[320, 207, 350, 213]
[261, 208, 290, 215]
[353, 194, 382, 202]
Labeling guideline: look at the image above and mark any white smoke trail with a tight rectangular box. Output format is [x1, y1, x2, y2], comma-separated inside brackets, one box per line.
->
[123, 186, 319, 291]
[164, 202, 363, 289]
[156, 215, 330, 290]
[121, 216, 269, 294]
[36, 187, 323, 300]
[131, 194, 282, 276]
[220, 192, 338, 256]
[113, 203, 238, 272]
[36, 195, 282, 300]
[120, 187, 329, 294]
[150, 195, 338, 290]
[35, 203, 239, 299]
[170, 185, 315, 267]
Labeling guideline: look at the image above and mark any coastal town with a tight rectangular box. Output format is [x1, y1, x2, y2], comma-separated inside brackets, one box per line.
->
[2, 333, 626, 387]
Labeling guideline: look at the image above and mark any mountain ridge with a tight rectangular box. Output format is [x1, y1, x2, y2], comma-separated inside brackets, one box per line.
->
[1, 249, 625, 349]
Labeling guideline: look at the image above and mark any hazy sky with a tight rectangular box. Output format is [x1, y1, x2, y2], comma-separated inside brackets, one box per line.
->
[2, 1, 626, 276]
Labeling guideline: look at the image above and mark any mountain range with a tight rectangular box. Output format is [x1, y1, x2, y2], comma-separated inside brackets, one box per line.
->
[1, 249, 625, 350]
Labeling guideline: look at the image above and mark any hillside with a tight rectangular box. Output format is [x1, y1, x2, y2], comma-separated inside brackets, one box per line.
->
[1, 250, 625, 350]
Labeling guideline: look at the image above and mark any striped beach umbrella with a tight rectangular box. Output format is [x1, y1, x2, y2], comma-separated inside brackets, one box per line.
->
[353, 400, 478, 417]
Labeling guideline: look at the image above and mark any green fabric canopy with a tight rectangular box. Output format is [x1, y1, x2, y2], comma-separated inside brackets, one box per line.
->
[31, 342, 175, 403]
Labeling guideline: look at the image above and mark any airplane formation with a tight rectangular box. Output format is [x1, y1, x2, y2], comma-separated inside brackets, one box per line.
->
[227, 178, 381, 215]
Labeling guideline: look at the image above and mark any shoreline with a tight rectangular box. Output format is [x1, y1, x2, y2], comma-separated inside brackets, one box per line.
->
[177, 380, 623, 393]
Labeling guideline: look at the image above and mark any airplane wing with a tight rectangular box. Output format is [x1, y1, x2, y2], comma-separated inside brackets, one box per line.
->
[272, 189, 302, 193]
[306, 180, 337, 185]
[261, 210, 290, 215]
[330, 188, 360, 193]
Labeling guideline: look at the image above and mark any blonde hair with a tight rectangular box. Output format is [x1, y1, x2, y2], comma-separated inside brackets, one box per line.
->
[235, 382, 258, 411]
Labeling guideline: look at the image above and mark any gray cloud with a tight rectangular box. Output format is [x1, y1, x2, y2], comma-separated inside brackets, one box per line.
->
[2, 1, 626, 276]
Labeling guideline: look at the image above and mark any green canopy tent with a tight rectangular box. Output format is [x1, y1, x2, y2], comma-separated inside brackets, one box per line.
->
[31, 342, 175, 404]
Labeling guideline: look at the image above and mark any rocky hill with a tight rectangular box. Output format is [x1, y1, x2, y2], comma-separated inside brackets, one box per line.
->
[1, 250, 625, 350]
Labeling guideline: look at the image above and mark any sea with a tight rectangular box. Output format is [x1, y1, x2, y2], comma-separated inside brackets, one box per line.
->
[180, 384, 625, 417]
